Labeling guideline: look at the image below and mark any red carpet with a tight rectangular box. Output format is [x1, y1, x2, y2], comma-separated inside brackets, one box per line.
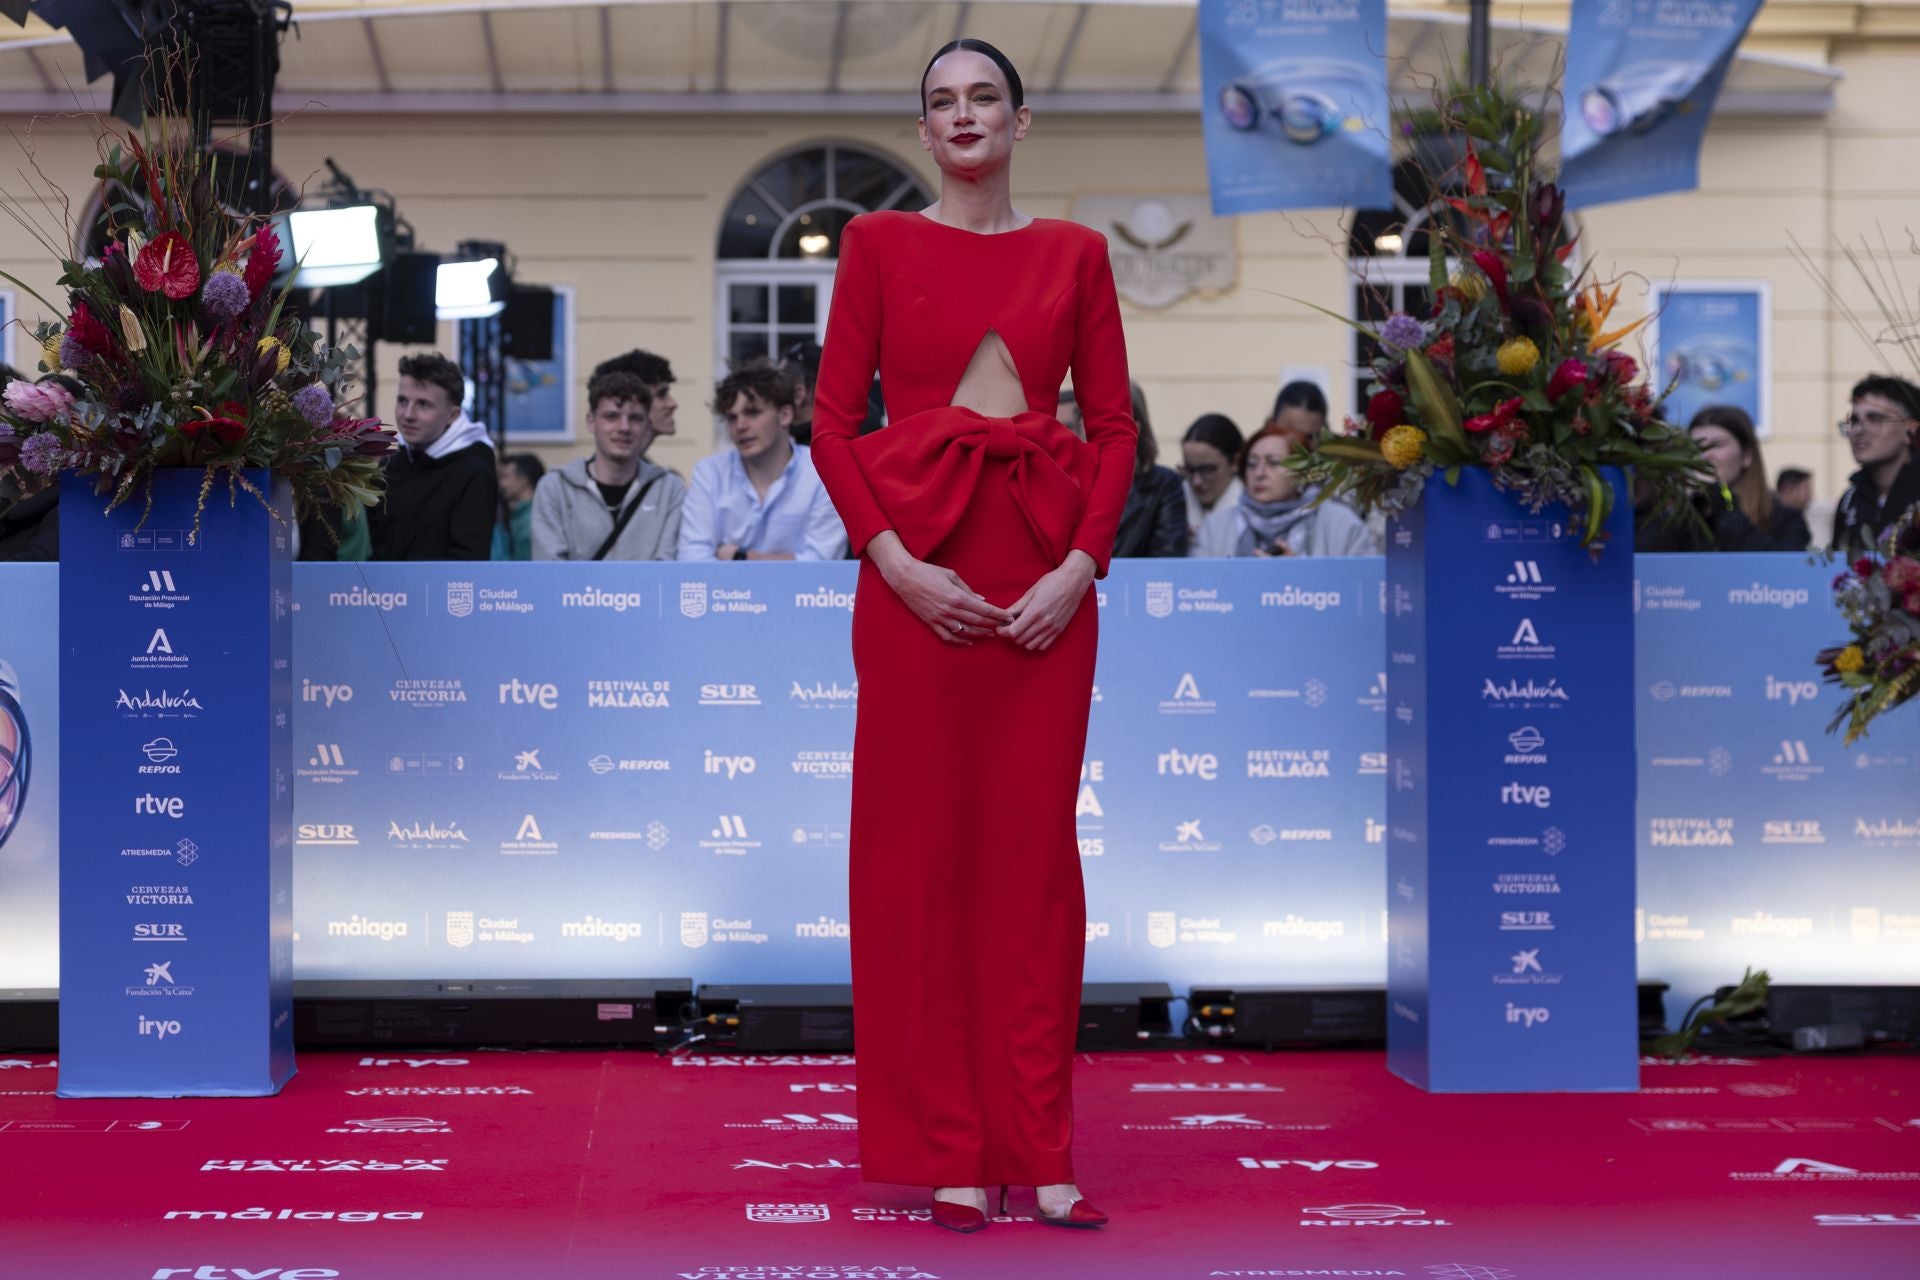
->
[2, 1047, 1915, 1279]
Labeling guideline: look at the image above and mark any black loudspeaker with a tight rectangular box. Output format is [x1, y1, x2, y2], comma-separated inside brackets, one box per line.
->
[370, 250, 440, 345]
[503, 285, 555, 361]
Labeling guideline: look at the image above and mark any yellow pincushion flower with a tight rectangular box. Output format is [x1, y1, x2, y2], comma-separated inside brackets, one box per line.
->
[1381, 424, 1426, 470]
[1448, 269, 1488, 305]
[40, 332, 62, 372]
[257, 336, 291, 375]
[1834, 645, 1865, 675]
[1497, 336, 1540, 377]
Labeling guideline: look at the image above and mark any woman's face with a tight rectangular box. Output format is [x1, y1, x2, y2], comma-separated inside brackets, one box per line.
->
[1244, 435, 1299, 503]
[1182, 440, 1233, 507]
[1272, 404, 1325, 440]
[1690, 424, 1747, 488]
[919, 50, 1029, 179]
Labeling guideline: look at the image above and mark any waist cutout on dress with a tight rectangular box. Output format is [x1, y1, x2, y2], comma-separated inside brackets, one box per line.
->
[848, 407, 1095, 565]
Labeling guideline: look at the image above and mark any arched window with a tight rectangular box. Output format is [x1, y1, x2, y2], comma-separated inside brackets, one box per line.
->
[715, 143, 930, 370]
[1346, 162, 1459, 420]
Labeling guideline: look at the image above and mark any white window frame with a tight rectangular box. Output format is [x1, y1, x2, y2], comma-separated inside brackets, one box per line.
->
[712, 264, 835, 445]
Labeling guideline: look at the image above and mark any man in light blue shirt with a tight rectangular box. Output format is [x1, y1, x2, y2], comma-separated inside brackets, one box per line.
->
[678, 359, 847, 562]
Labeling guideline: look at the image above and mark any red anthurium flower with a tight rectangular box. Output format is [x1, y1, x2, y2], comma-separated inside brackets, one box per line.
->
[185, 402, 248, 446]
[1366, 389, 1404, 440]
[1425, 334, 1456, 362]
[1471, 250, 1509, 306]
[1464, 396, 1524, 435]
[201, 416, 246, 445]
[1547, 358, 1590, 401]
[134, 231, 201, 300]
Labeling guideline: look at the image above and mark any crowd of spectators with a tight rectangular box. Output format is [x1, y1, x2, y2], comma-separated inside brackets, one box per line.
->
[5, 353, 1917, 564]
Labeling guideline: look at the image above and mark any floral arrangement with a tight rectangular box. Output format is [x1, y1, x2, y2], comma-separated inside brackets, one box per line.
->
[1792, 227, 1920, 739]
[1818, 510, 1920, 743]
[0, 108, 392, 538]
[1294, 83, 1709, 549]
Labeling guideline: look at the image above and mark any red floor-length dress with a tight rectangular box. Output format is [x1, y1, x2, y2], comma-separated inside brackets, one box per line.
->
[809, 211, 1137, 1188]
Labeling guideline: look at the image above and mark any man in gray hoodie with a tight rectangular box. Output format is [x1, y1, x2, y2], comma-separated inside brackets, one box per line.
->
[531, 371, 685, 560]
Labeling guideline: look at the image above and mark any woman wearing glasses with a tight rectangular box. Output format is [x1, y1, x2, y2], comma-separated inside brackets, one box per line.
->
[1193, 421, 1378, 557]
[1179, 412, 1244, 554]
[1833, 376, 1920, 555]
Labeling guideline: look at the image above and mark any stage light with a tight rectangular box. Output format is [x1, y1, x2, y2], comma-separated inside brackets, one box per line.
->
[797, 232, 830, 256]
[436, 257, 507, 319]
[1373, 233, 1404, 254]
[283, 205, 384, 288]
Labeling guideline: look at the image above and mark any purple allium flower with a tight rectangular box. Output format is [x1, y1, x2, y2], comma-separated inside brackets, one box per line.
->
[19, 431, 62, 474]
[59, 335, 90, 369]
[1378, 312, 1426, 351]
[200, 269, 250, 319]
[292, 382, 334, 427]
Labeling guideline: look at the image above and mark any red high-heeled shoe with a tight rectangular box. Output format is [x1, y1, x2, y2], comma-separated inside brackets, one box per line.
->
[930, 1195, 988, 1233]
[999, 1184, 1109, 1228]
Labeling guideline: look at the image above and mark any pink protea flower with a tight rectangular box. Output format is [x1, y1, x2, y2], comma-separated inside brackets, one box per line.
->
[3, 378, 75, 423]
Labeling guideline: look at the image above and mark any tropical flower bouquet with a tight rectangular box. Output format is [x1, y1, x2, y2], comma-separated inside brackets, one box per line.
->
[1293, 83, 1709, 549]
[1818, 510, 1920, 743]
[0, 111, 392, 539]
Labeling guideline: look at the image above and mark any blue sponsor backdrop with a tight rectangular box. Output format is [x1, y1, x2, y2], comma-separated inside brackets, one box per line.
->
[1651, 283, 1769, 432]
[1, 557, 1917, 1025]
[1560, 0, 1764, 209]
[0, 563, 57, 987]
[1387, 471, 1638, 1092]
[54, 471, 294, 1096]
[1198, 0, 1393, 216]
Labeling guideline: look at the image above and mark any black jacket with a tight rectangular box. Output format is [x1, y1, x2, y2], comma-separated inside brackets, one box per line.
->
[1831, 460, 1920, 556]
[1112, 464, 1190, 558]
[369, 441, 499, 562]
[1636, 487, 1775, 553]
[0, 488, 59, 561]
[1766, 503, 1812, 552]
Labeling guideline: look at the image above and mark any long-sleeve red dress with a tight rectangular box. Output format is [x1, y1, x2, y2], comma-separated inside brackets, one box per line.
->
[809, 210, 1137, 1189]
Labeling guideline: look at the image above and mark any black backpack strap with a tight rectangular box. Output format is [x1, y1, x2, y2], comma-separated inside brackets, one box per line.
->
[591, 471, 665, 562]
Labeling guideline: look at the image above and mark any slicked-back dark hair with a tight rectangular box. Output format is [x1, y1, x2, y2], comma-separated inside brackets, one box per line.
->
[921, 38, 1025, 112]
[1273, 380, 1329, 420]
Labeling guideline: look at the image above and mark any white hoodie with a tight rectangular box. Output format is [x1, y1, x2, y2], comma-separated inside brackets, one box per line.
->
[419, 411, 494, 460]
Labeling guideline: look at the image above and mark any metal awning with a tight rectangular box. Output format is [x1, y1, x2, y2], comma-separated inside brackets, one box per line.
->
[0, 0, 1843, 116]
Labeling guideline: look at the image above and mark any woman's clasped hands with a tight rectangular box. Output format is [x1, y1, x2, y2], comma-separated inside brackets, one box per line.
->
[871, 532, 1094, 651]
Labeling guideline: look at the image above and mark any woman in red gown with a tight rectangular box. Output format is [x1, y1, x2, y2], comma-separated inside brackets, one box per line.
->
[809, 39, 1136, 1233]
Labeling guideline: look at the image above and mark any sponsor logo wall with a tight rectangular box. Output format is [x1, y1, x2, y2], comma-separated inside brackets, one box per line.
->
[0, 559, 1915, 1017]
[50, 470, 296, 1097]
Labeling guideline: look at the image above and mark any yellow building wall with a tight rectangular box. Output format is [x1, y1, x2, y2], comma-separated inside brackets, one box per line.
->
[0, 36, 1910, 513]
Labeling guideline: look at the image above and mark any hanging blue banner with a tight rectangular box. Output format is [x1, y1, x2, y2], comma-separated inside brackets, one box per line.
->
[1560, 0, 1764, 209]
[1198, 0, 1394, 216]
